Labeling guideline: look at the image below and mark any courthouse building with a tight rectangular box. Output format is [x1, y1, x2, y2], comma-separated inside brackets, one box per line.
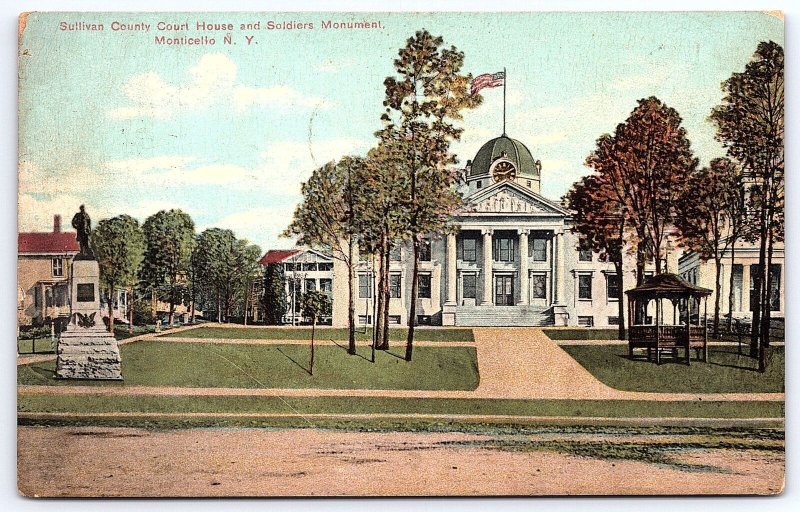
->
[331, 133, 643, 328]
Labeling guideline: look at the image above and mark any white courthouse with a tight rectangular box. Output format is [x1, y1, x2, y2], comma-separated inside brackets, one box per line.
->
[331, 133, 640, 328]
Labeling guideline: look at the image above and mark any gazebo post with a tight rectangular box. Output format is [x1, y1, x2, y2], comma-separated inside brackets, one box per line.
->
[703, 296, 709, 362]
[627, 296, 633, 359]
[655, 298, 661, 365]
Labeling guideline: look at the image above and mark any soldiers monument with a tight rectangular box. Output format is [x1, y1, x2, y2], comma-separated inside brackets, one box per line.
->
[55, 205, 123, 380]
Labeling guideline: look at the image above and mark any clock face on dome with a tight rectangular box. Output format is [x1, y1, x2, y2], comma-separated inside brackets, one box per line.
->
[492, 159, 517, 182]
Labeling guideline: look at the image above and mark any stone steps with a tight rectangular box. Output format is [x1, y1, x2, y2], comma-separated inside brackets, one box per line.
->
[454, 306, 553, 327]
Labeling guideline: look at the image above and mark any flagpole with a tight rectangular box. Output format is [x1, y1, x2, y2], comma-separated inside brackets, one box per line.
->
[503, 67, 507, 136]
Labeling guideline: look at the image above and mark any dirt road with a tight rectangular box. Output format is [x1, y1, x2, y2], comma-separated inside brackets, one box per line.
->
[17, 426, 784, 497]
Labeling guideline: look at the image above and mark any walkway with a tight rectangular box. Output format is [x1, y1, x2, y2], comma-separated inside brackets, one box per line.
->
[17, 326, 784, 403]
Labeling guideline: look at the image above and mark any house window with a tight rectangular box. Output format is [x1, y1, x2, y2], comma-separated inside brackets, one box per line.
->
[459, 238, 477, 262]
[476, 180, 483, 189]
[301, 263, 317, 271]
[578, 274, 592, 300]
[358, 315, 372, 325]
[419, 238, 432, 261]
[418, 273, 432, 299]
[317, 262, 333, 272]
[304, 279, 316, 292]
[390, 246, 402, 261]
[319, 278, 332, 295]
[493, 237, 515, 262]
[390, 274, 402, 298]
[578, 316, 594, 327]
[388, 315, 402, 325]
[579, 249, 592, 262]
[608, 316, 620, 326]
[606, 273, 620, 300]
[358, 274, 372, 299]
[462, 274, 477, 299]
[530, 238, 547, 262]
[526, 180, 532, 188]
[531, 274, 547, 299]
[52, 257, 64, 277]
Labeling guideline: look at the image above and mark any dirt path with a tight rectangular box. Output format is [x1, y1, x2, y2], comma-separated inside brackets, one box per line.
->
[17, 426, 785, 497]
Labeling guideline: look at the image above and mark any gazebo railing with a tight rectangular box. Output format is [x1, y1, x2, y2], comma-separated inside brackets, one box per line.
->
[629, 325, 706, 346]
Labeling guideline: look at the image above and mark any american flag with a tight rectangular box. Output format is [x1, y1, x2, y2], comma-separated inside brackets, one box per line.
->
[470, 71, 505, 96]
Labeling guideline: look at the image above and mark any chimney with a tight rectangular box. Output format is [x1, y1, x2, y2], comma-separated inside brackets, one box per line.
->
[53, 214, 61, 233]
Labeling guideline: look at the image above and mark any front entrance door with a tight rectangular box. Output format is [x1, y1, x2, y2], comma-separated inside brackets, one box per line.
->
[495, 275, 514, 306]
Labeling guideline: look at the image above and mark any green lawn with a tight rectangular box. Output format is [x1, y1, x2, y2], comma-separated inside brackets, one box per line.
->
[17, 338, 56, 355]
[16, 393, 782, 418]
[562, 345, 785, 393]
[543, 329, 625, 341]
[160, 326, 474, 342]
[17, 341, 479, 391]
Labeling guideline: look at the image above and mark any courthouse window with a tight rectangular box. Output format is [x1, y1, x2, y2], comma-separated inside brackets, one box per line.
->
[418, 274, 432, 299]
[462, 274, 477, 299]
[606, 273, 620, 300]
[578, 274, 593, 300]
[493, 238, 515, 262]
[419, 238, 432, 261]
[390, 274, 402, 298]
[390, 246, 402, 261]
[579, 249, 592, 262]
[459, 238, 477, 261]
[531, 274, 547, 299]
[530, 238, 547, 262]
[358, 274, 372, 299]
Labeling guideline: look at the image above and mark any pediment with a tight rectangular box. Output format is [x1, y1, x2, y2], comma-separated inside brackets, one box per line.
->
[465, 182, 569, 216]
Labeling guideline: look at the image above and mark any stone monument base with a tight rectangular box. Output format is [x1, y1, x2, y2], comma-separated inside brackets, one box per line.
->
[55, 259, 123, 380]
[56, 325, 123, 380]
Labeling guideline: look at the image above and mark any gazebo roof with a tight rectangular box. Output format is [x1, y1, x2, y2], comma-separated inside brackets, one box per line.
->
[625, 273, 712, 299]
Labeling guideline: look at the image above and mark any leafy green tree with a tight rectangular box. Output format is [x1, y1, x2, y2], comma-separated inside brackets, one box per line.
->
[585, 97, 697, 284]
[300, 290, 332, 375]
[91, 215, 145, 333]
[377, 29, 480, 360]
[284, 157, 366, 354]
[565, 174, 626, 340]
[711, 41, 783, 370]
[141, 209, 195, 327]
[675, 158, 742, 338]
[262, 262, 288, 325]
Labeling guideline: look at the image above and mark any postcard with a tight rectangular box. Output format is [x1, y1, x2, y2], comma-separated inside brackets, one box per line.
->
[17, 11, 784, 497]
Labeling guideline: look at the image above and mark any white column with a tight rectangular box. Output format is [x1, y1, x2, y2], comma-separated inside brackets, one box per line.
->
[481, 228, 493, 305]
[518, 229, 529, 305]
[445, 232, 457, 305]
[554, 230, 565, 305]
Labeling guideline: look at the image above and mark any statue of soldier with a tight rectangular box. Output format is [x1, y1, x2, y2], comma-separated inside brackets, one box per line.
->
[71, 204, 94, 259]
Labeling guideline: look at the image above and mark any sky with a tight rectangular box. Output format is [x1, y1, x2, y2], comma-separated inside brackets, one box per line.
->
[17, 11, 783, 252]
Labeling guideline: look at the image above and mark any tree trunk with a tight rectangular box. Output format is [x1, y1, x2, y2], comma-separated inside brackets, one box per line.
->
[614, 259, 625, 340]
[380, 240, 391, 350]
[347, 236, 356, 355]
[713, 254, 722, 339]
[727, 242, 736, 332]
[406, 236, 420, 361]
[309, 318, 316, 375]
[750, 218, 767, 358]
[107, 285, 115, 334]
[374, 241, 386, 351]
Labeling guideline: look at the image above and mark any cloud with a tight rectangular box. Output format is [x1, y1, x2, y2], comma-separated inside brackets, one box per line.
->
[314, 58, 355, 73]
[528, 132, 568, 145]
[109, 53, 331, 120]
[105, 155, 196, 173]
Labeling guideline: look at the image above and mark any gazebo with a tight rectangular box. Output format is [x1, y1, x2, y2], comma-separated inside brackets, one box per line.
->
[625, 273, 712, 365]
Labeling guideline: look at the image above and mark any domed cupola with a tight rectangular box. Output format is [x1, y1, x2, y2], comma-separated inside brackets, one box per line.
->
[465, 135, 542, 193]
